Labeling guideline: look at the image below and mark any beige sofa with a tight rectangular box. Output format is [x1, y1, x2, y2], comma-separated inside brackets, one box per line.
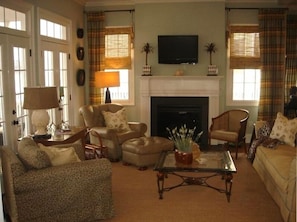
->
[79, 104, 147, 161]
[1, 138, 114, 222]
[253, 144, 296, 222]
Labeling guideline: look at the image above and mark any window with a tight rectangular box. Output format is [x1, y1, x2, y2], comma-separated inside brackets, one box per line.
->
[227, 26, 261, 106]
[40, 19, 66, 40]
[0, 6, 26, 31]
[104, 27, 134, 105]
[39, 10, 71, 126]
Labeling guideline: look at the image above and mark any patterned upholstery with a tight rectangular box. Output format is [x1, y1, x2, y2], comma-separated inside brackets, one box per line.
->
[0, 143, 114, 222]
[79, 103, 147, 161]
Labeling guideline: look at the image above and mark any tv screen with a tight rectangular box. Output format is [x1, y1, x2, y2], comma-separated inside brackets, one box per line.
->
[158, 35, 198, 64]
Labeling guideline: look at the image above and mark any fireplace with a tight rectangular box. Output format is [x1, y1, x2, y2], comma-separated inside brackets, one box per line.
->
[140, 75, 222, 145]
[151, 96, 209, 148]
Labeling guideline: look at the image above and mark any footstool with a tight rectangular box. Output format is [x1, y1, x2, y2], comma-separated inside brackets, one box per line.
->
[122, 136, 174, 170]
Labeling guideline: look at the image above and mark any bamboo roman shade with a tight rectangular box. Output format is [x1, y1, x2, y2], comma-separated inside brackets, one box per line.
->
[230, 26, 261, 69]
[104, 27, 133, 69]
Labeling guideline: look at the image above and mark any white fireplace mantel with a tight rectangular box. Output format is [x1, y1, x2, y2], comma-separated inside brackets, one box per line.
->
[140, 75, 223, 136]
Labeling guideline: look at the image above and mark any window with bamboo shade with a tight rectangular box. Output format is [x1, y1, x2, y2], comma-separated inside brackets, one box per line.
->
[230, 26, 260, 69]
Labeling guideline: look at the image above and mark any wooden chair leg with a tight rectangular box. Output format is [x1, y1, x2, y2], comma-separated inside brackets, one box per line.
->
[235, 143, 238, 159]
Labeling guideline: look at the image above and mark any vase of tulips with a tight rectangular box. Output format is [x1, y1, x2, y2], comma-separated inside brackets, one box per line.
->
[166, 125, 203, 165]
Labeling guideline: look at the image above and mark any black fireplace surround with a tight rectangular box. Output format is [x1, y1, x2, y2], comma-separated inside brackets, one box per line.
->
[151, 96, 209, 148]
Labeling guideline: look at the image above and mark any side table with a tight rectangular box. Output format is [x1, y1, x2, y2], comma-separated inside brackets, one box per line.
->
[33, 126, 86, 148]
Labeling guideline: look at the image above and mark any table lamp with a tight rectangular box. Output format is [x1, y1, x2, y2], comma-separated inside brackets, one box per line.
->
[95, 71, 120, 103]
[23, 86, 59, 137]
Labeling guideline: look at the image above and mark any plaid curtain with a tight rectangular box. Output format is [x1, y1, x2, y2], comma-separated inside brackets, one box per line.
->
[285, 14, 297, 103]
[257, 9, 287, 121]
[86, 12, 105, 105]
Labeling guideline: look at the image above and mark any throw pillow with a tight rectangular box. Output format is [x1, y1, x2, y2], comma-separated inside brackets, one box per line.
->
[254, 121, 267, 139]
[270, 112, 297, 147]
[102, 108, 131, 132]
[38, 144, 81, 166]
[257, 121, 272, 138]
[18, 137, 51, 170]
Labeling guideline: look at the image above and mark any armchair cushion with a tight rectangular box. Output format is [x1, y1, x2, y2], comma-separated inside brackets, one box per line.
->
[102, 108, 131, 132]
[17, 138, 51, 170]
[270, 112, 297, 147]
[38, 144, 81, 166]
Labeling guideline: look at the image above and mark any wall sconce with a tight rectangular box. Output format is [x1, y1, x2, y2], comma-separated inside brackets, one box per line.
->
[23, 87, 59, 137]
[95, 71, 120, 103]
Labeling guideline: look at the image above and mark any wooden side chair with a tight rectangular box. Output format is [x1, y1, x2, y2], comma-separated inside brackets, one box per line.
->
[208, 109, 249, 159]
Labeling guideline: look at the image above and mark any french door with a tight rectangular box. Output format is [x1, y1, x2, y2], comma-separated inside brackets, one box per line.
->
[0, 34, 31, 149]
[40, 41, 70, 128]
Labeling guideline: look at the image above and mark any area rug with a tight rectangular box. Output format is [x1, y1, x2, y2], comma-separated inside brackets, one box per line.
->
[105, 153, 283, 222]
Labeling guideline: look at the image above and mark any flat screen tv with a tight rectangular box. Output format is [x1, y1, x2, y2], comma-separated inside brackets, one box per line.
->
[158, 35, 198, 64]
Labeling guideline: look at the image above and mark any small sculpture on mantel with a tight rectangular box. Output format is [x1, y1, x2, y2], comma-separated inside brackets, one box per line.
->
[205, 42, 218, 76]
[141, 42, 153, 76]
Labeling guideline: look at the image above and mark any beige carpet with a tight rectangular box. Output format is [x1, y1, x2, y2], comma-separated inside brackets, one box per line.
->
[105, 153, 283, 222]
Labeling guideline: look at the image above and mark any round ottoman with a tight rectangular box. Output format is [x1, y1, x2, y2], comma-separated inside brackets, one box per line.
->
[122, 136, 174, 170]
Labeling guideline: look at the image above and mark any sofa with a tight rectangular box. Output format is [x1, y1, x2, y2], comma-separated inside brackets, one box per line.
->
[79, 103, 147, 161]
[251, 113, 296, 222]
[1, 138, 114, 222]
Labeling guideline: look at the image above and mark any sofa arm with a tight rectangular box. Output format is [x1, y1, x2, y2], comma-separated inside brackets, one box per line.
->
[287, 157, 296, 213]
[14, 158, 111, 193]
[128, 122, 147, 136]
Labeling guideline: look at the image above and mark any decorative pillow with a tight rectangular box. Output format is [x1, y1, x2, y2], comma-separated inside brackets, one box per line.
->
[102, 108, 131, 132]
[18, 138, 51, 170]
[257, 121, 272, 138]
[247, 138, 263, 162]
[254, 121, 267, 139]
[261, 138, 280, 148]
[38, 144, 81, 166]
[270, 112, 297, 147]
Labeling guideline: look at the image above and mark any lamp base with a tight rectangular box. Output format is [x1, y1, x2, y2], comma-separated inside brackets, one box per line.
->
[31, 109, 50, 135]
[105, 87, 112, 103]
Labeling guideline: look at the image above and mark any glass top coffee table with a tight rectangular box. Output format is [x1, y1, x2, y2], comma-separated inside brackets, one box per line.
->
[154, 150, 237, 202]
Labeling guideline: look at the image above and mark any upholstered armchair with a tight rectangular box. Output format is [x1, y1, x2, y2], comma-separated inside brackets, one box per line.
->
[208, 109, 249, 159]
[0, 138, 114, 222]
[79, 103, 147, 161]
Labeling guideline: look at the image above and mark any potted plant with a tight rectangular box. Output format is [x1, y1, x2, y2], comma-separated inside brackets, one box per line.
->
[141, 42, 153, 76]
[205, 42, 218, 75]
[166, 124, 203, 165]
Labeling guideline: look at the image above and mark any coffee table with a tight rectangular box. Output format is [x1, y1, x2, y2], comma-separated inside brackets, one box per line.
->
[154, 150, 237, 202]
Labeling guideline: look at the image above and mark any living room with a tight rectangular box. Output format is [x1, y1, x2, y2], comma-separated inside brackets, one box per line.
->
[0, 0, 296, 221]
[0, 0, 295, 145]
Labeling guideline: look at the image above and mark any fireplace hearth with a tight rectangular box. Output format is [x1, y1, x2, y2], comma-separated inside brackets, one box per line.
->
[151, 97, 209, 148]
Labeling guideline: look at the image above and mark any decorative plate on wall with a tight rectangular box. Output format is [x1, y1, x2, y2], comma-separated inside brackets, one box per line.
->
[77, 28, 84, 38]
[77, 69, 85, 86]
[77, 47, 84, 60]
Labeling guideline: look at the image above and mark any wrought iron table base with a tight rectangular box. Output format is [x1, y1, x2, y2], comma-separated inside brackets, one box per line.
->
[156, 171, 233, 202]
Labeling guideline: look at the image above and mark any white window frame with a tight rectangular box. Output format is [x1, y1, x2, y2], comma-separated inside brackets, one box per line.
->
[226, 69, 260, 106]
[104, 28, 134, 106]
[227, 26, 260, 107]
[105, 68, 135, 106]
[37, 8, 73, 125]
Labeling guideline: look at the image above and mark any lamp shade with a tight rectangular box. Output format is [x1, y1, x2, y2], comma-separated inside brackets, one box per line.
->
[23, 87, 59, 110]
[95, 71, 120, 88]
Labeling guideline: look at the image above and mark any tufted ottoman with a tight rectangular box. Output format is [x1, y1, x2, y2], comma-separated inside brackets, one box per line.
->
[122, 136, 174, 170]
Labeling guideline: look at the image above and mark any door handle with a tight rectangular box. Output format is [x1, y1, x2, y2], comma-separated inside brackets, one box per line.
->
[12, 120, 19, 125]
[12, 110, 16, 115]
